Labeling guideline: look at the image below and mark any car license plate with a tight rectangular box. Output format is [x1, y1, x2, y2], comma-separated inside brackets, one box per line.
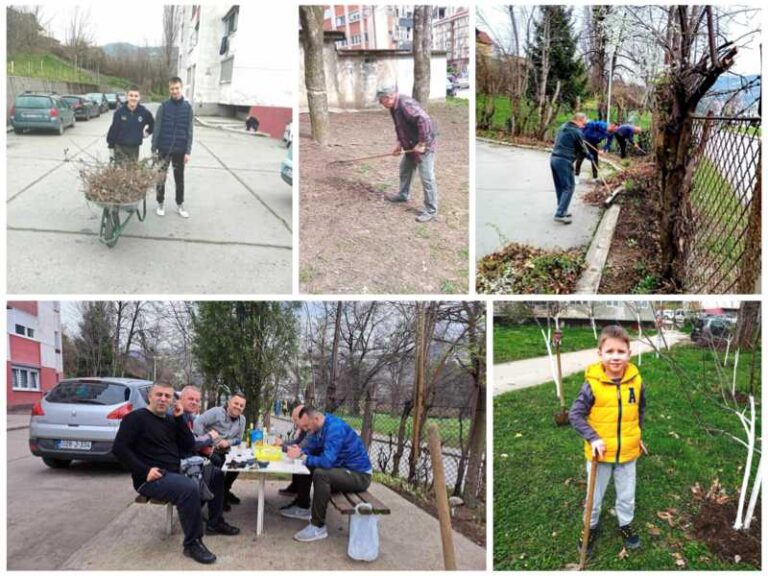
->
[23, 113, 43, 119]
[56, 440, 92, 450]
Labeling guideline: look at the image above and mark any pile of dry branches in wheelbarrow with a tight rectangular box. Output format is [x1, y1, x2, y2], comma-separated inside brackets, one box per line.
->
[79, 158, 164, 205]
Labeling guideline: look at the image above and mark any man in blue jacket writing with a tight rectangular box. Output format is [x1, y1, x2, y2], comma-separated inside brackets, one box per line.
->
[280, 406, 373, 542]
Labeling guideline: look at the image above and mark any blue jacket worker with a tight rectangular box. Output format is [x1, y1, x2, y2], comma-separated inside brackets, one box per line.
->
[280, 407, 373, 542]
[152, 76, 194, 218]
[550, 113, 592, 224]
[106, 86, 153, 163]
[575, 120, 616, 181]
[605, 123, 642, 159]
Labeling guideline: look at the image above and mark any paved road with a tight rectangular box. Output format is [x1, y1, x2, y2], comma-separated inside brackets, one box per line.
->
[7, 104, 292, 294]
[6, 426, 135, 570]
[476, 141, 601, 259]
[494, 331, 689, 396]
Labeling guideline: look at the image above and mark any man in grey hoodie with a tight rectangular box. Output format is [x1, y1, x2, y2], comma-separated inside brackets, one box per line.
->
[194, 393, 246, 508]
[550, 112, 592, 224]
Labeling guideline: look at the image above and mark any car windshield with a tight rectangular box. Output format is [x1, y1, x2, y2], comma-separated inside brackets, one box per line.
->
[46, 381, 130, 405]
[86, 93, 101, 99]
[15, 95, 52, 108]
[106, 94, 117, 101]
[62, 97, 81, 104]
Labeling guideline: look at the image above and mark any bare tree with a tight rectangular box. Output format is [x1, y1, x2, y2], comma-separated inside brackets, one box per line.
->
[300, 6, 330, 145]
[162, 6, 182, 73]
[412, 6, 432, 105]
[64, 6, 93, 75]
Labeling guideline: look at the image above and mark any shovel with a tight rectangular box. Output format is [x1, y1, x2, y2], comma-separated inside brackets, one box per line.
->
[579, 455, 600, 570]
[583, 141, 612, 195]
[328, 148, 416, 167]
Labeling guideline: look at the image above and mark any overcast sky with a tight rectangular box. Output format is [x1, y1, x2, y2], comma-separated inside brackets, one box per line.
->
[477, 4, 762, 76]
[36, 3, 166, 47]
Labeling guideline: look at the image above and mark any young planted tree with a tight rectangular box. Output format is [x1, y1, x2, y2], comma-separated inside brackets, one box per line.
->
[412, 6, 433, 105]
[299, 6, 329, 145]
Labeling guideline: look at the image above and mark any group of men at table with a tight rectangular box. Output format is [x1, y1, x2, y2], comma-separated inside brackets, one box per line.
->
[112, 382, 373, 564]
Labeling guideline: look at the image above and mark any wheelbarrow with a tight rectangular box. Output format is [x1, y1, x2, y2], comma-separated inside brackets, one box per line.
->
[91, 195, 147, 248]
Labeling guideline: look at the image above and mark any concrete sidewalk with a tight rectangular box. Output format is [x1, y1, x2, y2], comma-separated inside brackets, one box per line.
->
[6, 413, 30, 431]
[60, 480, 486, 570]
[494, 331, 689, 396]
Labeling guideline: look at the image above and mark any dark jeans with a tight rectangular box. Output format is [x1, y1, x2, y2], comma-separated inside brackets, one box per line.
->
[156, 151, 186, 205]
[114, 144, 139, 163]
[294, 467, 372, 527]
[138, 470, 222, 548]
[550, 155, 575, 217]
[615, 134, 629, 158]
[575, 140, 599, 178]
[209, 451, 239, 495]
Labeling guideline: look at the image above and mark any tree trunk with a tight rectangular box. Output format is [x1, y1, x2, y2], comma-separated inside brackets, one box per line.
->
[300, 6, 329, 145]
[326, 301, 342, 411]
[409, 303, 429, 482]
[412, 6, 432, 105]
[463, 303, 486, 509]
[360, 391, 377, 449]
[391, 400, 413, 477]
[735, 301, 761, 350]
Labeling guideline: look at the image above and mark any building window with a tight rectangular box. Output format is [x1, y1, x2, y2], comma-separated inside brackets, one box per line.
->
[348, 11, 360, 23]
[12, 366, 40, 391]
[335, 15, 345, 26]
[220, 57, 234, 84]
[351, 34, 362, 45]
[14, 324, 34, 338]
[223, 5, 239, 36]
[335, 39, 347, 48]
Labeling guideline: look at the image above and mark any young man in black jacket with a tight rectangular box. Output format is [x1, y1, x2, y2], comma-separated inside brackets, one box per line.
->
[106, 86, 153, 162]
[112, 382, 239, 565]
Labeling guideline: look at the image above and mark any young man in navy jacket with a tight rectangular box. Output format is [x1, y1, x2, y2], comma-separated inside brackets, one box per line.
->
[106, 86, 153, 162]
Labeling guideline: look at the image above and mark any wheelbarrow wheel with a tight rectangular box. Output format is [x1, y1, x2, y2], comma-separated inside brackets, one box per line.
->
[136, 197, 147, 222]
[102, 207, 121, 248]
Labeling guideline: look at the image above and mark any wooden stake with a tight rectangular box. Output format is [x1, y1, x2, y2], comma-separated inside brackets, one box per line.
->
[579, 457, 599, 570]
[427, 424, 456, 570]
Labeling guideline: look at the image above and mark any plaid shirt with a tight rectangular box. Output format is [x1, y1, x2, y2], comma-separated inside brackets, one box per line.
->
[390, 95, 436, 153]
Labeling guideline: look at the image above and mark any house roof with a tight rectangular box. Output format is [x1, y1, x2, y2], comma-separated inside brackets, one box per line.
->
[476, 29, 494, 46]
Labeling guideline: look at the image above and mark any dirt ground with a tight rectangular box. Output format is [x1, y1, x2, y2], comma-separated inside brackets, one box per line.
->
[693, 498, 761, 568]
[300, 102, 469, 294]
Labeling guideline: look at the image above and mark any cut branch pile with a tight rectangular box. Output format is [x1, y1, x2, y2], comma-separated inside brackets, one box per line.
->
[80, 159, 163, 205]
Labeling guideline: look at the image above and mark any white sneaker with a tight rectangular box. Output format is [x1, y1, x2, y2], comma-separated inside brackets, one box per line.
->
[280, 505, 311, 520]
[156, 203, 165, 217]
[574, 176, 581, 185]
[592, 177, 599, 183]
[177, 204, 190, 218]
[294, 523, 328, 542]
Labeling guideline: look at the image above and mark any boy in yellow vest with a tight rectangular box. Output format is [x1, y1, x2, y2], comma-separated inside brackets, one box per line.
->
[569, 325, 646, 555]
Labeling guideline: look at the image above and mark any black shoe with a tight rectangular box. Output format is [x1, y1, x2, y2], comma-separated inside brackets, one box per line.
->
[576, 525, 600, 557]
[278, 485, 297, 496]
[619, 523, 640, 549]
[386, 193, 409, 203]
[207, 520, 241, 536]
[280, 498, 300, 510]
[183, 539, 216, 564]
[226, 491, 241, 505]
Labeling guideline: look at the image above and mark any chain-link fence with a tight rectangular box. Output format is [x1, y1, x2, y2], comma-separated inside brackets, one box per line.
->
[684, 115, 761, 293]
[332, 400, 486, 503]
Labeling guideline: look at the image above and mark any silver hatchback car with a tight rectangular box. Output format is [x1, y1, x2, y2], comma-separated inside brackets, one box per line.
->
[29, 377, 153, 468]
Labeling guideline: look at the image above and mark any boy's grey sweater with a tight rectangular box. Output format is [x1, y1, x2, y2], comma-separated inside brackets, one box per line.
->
[193, 406, 245, 445]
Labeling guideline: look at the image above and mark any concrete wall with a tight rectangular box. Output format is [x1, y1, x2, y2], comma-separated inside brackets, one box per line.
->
[7, 75, 99, 119]
[299, 44, 448, 111]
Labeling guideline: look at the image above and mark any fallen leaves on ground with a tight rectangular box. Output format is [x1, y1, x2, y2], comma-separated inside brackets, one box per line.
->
[657, 508, 679, 527]
[618, 547, 629, 560]
[671, 552, 687, 568]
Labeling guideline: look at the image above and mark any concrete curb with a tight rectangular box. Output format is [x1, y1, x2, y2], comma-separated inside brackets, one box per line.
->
[7, 425, 29, 431]
[194, 116, 269, 138]
[575, 203, 621, 293]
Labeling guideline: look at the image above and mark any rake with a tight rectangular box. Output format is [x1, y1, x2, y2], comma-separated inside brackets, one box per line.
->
[327, 148, 416, 167]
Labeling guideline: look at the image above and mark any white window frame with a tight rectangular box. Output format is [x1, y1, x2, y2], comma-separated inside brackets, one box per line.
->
[12, 365, 41, 391]
[220, 56, 234, 84]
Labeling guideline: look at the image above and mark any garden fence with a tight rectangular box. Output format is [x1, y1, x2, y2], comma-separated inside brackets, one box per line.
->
[684, 115, 761, 293]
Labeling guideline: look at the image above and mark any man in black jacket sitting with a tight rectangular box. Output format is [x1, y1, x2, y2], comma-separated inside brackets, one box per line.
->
[112, 382, 239, 564]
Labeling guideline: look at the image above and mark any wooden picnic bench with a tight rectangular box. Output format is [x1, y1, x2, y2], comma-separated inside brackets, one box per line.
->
[330, 490, 391, 516]
[134, 495, 174, 536]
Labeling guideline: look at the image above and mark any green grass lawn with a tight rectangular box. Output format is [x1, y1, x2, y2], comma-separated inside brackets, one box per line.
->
[8, 52, 131, 89]
[494, 344, 761, 570]
[336, 410, 467, 449]
[494, 323, 661, 364]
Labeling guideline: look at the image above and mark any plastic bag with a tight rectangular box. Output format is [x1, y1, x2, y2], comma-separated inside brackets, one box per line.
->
[348, 502, 379, 562]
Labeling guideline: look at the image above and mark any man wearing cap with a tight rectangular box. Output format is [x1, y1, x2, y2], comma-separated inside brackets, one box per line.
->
[377, 86, 438, 223]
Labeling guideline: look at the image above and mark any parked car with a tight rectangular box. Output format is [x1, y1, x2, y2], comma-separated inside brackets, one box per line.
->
[674, 309, 687, 326]
[29, 377, 154, 468]
[85, 92, 110, 114]
[10, 92, 76, 135]
[446, 76, 457, 97]
[455, 75, 470, 90]
[662, 310, 674, 321]
[62, 95, 100, 120]
[691, 316, 732, 344]
[105, 93, 120, 109]
[282, 121, 293, 148]
[281, 143, 293, 186]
